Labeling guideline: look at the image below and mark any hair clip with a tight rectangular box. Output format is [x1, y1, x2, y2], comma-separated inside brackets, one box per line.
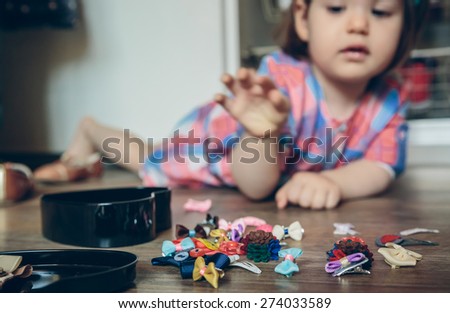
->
[179, 253, 228, 280]
[336, 236, 366, 245]
[183, 198, 212, 212]
[333, 258, 370, 277]
[151, 252, 190, 268]
[189, 247, 219, 258]
[192, 257, 220, 288]
[325, 252, 366, 274]
[272, 221, 304, 241]
[274, 248, 303, 277]
[256, 224, 273, 233]
[194, 237, 220, 250]
[210, 229, 230, 244]
[206, 213, 219, 226]
[161, 238, 195, 256]
[231, 223, 244, 242]
[198, 214, 219, 235]
[218, 241, 244, 255]
[228, 255, 262, 274]
[333, 223, 359, 236]
[378, 242, 422, 269]
[175, 224, 207, 239]
[0, 255, 33, 290]
[375, 234, 438, 247]
[327, 237, 374, 271]
[329, 255, 371, 277]
[218, 216, 266, 232]
[241, 216, 266, 227]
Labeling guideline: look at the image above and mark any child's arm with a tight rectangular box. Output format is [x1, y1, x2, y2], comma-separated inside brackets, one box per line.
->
[320, 159, 393, 199]
[229, 132, 282, 199]
[275, 160, 392, 210]
[215, 68, 290, 199]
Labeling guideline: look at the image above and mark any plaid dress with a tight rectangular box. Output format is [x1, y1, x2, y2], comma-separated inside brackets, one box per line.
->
[141, 51, 409, 188]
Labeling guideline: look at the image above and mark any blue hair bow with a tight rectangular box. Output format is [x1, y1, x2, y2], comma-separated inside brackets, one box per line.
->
[274, 248, 303, 277]
[162, 238, 195, 256]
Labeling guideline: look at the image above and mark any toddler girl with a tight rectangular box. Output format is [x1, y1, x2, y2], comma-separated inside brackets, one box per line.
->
[35, 0, 429, 210]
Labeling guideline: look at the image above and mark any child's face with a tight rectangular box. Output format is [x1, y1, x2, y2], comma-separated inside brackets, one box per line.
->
[294, 0, 404, 84]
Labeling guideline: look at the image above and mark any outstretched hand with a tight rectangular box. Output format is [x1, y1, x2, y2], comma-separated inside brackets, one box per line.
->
[215, 68, 290, 138]
[275, 172, 342, 210]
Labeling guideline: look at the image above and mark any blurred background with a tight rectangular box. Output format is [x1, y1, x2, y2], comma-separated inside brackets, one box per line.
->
[0, 0, 449, 167]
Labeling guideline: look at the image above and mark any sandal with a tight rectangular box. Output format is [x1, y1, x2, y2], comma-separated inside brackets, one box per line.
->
[0, 162, 34, 203]
[33, 153, 103, 183]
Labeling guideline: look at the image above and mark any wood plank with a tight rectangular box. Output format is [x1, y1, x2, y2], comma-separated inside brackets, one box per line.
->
[1, 165, 449, 292]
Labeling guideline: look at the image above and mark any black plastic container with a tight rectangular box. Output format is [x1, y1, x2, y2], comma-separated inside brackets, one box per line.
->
[41, 187, 171, 247]
[0, 249, 137, 292]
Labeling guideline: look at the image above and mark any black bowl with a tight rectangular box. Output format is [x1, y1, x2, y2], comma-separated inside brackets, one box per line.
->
[41, 187, 171, 248]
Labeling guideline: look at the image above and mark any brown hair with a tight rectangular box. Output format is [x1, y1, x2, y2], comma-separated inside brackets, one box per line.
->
[275, 0, 430, 73]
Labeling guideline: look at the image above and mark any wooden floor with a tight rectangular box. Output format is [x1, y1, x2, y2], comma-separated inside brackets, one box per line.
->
[1, 164, 449, 293]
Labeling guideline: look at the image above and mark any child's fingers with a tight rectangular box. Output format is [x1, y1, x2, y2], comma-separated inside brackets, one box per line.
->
[214, 93, 235, 114]
[298, 187, 314, 208]
[267, 89, 289, 111]
[275, 187, 288, 209]
[237, 68, 256, 89]
[255, 76, 276, 92]
[311, 190, 327, 210]
[221, 73, 236, 94]
[325, 189, 340, 209]
[214, 93, 227, 106]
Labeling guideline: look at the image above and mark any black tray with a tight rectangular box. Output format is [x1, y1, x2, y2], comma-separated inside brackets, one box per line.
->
[0, 249, 137, 293]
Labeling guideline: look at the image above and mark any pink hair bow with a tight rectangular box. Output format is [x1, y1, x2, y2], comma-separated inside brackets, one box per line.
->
[218, 216, 266, 232]
[183, 198, 212, 212]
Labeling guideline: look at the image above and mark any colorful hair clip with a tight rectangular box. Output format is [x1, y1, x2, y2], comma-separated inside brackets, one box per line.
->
[325, 252, 367, 276]
[218, 216, 266, 232]
[183, 198, 212, 212]
[327, 237, 374, 271]
[256, 224, 273, 233]
[161, 238, 195, 256]
[333, 223, 359, 235]
[231, 223, 244, 242]
[274, 248, 303, 277]
[375, 234, 438, 247]
[0, 255, 33, 290]
[272, 221, 304, 241]
[228, 255, 262, 274]
[330, 256, 370, 277]
[210, 229, 230, 244]
[195, 237, 220, 250]
[192, 257, 220, 288]
[219, 241, 244, 256]
[198, 214, 219, 235]
[377, 242, 422, 269]
[175, 224, 207, 239]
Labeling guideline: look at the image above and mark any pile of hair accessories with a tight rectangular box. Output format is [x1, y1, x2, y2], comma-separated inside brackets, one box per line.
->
[325, 236, 374, 277]
[152, 214, 439, 288]
[151, 214, 305, 288]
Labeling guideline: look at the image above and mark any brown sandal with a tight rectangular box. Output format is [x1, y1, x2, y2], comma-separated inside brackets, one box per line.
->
[33, 153, 103, 183]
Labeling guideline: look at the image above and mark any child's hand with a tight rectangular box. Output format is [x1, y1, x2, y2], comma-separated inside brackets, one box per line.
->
[275, 172, 341, 210]
[215, 68, 290, 138]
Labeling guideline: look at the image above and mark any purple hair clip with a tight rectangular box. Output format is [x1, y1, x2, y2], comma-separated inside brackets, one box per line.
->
[325, 252, 370, 277]
[231, 223, 244, 242]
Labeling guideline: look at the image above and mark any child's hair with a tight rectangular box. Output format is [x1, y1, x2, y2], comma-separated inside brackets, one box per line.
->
[275, 0, 430, 74]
